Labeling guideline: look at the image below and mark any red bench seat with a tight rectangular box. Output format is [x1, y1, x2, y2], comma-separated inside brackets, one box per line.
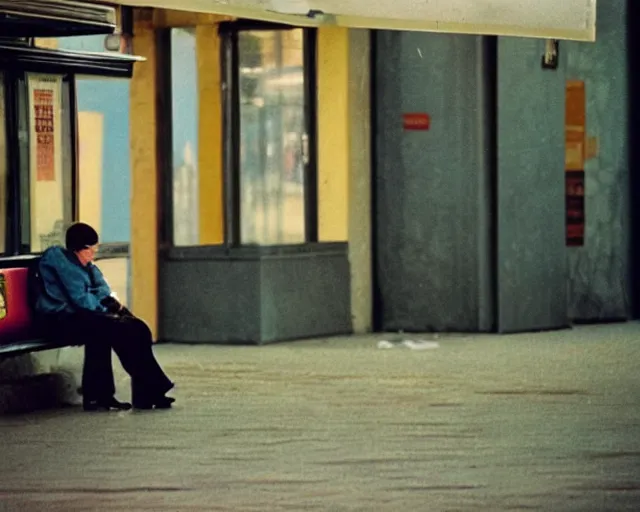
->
[0, 267, 39, 345]
[0, 261, 75, 358]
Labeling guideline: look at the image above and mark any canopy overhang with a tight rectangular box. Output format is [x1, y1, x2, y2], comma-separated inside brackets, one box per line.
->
[0, 42, 144, 78]
[108, 0, 597, 41]
[0, 0, 118, 37]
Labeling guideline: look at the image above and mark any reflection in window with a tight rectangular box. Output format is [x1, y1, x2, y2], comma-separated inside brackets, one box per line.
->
[0, 77, 6, 253]
[171, 28, 200, 247]
[239, 29, 307, 245]
[26, 74, 73, 252]
[58, 34, 132, 244]
[75, 78, 131, 244]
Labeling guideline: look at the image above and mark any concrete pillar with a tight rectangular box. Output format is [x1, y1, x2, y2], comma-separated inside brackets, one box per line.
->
[347, 30, 372, 334]
[317, 27, 372, 333]
[496, 37, 568, 333]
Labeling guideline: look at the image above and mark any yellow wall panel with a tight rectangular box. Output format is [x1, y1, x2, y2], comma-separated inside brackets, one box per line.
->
[130, 17, 160, 338]
[77, 111, 103, 231]
[196, 24, 225, 245]
[317, 27, 349, 242]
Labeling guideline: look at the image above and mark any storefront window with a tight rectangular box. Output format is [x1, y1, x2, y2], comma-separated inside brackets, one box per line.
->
[170, 28, 200, 247]
[74, 77, 131, 244]
[24, 73, 73, 252]
[238, 29, 308, 245]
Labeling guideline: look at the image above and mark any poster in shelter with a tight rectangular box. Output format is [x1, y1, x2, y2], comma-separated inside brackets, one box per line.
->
[32, 87, 55, 182]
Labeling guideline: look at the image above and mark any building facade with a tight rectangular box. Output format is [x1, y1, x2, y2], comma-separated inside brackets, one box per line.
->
[116, 0, 637, 343]
[2, 1, 634, 344]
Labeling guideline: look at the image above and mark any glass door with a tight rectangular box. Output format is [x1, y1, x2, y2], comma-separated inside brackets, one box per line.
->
[225, 25, 317, 246]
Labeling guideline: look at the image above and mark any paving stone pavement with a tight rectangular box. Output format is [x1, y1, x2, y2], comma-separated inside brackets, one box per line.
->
[0, 323, 640, 511]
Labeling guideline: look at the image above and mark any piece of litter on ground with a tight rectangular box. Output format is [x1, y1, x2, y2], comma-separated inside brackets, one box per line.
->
[377, 340, 395, 349]
[402, 340, 440, 350]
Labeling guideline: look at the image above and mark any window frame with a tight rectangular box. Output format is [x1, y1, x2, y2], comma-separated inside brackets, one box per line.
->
[1, 69, 78, 255]
[219, 20, 319, 247]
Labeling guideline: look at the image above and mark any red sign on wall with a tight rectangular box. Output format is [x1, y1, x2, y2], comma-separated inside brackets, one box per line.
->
[33, 89, 55, 181]
[403, 113, 431, 131]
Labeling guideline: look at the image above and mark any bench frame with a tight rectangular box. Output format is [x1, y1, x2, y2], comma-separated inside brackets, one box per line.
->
[0, 338, 74, 359]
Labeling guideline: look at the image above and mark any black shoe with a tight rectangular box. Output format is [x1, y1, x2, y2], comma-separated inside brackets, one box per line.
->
[155, 396, 175, 409]
[83, 397, 132, 412]
[133, 395, 175, 410]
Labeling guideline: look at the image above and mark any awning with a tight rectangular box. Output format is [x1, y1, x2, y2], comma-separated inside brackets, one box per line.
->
[112, 0, 597, 41]
[0, 43, 144, 78]
[0, 0, 117, 37]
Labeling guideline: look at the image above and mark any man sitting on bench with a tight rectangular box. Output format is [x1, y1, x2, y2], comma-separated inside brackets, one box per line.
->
[35, 222, 175, 411]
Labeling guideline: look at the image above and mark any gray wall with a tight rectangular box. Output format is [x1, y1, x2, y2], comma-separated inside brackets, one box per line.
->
[159, 245, 351, 344]
[374, 32, 574, 333]
[374, 31, 494, 332]
[260, 250, 351, 342]
[564, 0, 630, 321]
[496, 38, 568, 333]
[160, 253, 262, 344]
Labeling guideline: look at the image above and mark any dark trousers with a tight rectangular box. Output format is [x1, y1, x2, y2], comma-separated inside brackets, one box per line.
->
[44, 309, 173, 403]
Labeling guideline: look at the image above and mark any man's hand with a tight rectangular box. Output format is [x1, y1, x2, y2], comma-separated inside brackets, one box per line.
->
[100, 296, 123, 314]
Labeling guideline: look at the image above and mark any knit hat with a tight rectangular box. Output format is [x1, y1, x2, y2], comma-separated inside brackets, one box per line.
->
[65, 222, 99, 252]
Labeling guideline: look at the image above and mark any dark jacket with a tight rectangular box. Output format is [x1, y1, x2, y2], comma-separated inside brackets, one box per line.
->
[35, 246, 112, 315]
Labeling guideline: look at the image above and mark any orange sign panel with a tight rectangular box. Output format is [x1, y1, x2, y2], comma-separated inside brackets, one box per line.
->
[565, 80, 586, 246]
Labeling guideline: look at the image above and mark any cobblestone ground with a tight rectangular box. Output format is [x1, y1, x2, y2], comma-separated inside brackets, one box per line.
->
[1, 324, 640, 511]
